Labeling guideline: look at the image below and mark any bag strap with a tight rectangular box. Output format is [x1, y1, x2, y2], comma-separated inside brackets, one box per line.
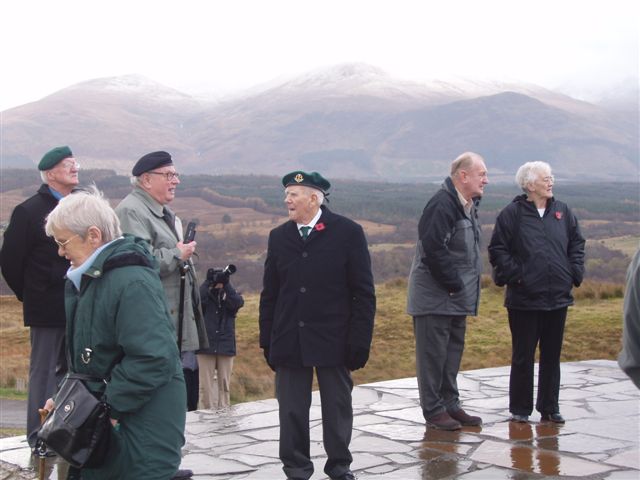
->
[66, 372, 106, 384]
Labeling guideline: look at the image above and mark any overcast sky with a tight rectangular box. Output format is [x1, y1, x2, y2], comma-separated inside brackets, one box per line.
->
[1, 0, 638, 111]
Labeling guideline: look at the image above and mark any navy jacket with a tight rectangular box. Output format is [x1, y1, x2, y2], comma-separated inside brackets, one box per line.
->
[1, 184, 69, 327]
[488, 194, 585, 311]
[197, 281, 244, 356]
[259, 206, 376, 367]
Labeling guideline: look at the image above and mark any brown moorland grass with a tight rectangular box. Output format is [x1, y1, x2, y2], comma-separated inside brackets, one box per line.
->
[0, 279, 624, 404]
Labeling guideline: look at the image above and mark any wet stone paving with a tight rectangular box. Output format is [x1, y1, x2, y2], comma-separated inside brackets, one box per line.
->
[1, 360, 638, 479]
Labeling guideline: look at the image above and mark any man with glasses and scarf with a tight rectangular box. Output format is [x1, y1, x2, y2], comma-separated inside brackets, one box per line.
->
[0, 146, 79, 450]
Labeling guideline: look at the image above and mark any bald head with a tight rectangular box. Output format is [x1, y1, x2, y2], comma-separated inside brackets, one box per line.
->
[450, 152, 489, 200]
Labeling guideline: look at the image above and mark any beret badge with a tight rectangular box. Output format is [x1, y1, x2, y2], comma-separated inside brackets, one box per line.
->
[294, 173, 304, 183]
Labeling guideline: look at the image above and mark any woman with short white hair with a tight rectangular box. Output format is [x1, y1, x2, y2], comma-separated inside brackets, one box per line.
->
[488, 162, 585, 424]
[43, 186, 186, 480]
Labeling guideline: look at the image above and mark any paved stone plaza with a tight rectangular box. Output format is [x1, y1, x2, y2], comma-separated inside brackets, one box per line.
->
[1, 360, 638, 479]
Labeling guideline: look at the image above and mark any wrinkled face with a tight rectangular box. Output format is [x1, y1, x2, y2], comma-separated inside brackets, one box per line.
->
[460, 158, 489, 199]
[47, 157, 80, 189]
[284, 185, 318, 224]
[52, 226, 96, 268]
[528, 170, 554, 200]
[141, 166, 180, 204]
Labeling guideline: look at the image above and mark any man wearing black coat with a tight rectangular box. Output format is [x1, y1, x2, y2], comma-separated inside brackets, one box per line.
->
[0, 146, 79, 448]
[259, 171, 376, 480]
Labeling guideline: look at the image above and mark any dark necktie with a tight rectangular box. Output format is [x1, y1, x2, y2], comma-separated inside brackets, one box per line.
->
[163, 208, 179, 240]
[300, 226, 311, 240]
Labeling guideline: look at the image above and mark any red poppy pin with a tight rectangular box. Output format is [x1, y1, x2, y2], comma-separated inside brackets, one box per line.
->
[555, 211, 563, 220]
[315, 223, 326, 231]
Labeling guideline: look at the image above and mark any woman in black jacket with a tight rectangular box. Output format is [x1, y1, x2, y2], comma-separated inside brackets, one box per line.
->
[489, 161, 585, 424]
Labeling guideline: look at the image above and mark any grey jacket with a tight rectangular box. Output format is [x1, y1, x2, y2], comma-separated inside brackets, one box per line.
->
[115, 186, 207, 351]
[619, 249, 640, 389]
[407, 177, 482, 317]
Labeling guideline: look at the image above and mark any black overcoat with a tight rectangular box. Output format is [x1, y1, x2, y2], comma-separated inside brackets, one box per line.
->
[0, 184, 68, 327]
[259, 206, 376, 367]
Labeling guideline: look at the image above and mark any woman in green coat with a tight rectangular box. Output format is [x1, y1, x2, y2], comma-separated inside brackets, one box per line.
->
[43, 186, 186, 480]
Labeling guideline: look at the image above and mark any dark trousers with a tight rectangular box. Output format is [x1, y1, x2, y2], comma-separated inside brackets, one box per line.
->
[183, 368, 199, 411]
[276, 365, 353, 480]
[27, 326, 66, 447]
[413, 315, 466, 418]
[508, 307, 567, 415]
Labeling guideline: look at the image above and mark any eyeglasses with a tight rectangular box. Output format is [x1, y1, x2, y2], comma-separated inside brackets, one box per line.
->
[53, 234, 79, 248]
[58, 161, 80, 170]
[147, 171, 180, 181]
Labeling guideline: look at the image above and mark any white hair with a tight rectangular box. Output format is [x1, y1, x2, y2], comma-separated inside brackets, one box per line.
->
[450, 152, 483, 177]
[40, 171, 49, 184]
[515, 161, 552, 192]
[45, 185, 122, 242]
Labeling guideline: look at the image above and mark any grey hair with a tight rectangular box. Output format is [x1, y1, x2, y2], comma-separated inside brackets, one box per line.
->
[130, 175, 142, 186]
[40, 171, 49, 184]
[515, 161, 552, 192]
[450, 152, 482, 177]
[45, 184, 122, 242]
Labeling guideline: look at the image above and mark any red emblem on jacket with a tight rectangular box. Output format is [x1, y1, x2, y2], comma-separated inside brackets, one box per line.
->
[315, 222, 326, 231]
[555, 211, 563, 220]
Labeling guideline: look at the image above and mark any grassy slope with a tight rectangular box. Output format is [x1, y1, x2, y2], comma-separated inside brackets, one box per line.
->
[231, 279, 624, 402]
[0, 280, 624, 404]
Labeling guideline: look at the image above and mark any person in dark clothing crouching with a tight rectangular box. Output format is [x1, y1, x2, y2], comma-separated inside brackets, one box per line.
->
[489, 161, 585, 424]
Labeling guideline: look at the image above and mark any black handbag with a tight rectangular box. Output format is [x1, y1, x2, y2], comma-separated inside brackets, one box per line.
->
[37, 372, 111, 468]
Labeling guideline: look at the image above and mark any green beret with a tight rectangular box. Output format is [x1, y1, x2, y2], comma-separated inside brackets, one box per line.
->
[132, 151, 173, 176]
[38, 146, 73, 171]
[282, 170, 331, 193]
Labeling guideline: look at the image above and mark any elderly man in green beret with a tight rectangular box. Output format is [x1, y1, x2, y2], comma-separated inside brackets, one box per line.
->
[260, 170, 376, 480]
[0, 146, 79, 450]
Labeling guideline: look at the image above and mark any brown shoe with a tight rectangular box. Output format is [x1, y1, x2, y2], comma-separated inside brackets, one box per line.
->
[448, 408, 483, 426]
[426, 411, 461, 430]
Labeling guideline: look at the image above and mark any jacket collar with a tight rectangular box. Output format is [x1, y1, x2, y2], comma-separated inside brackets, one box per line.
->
[132, 185, 166, 218]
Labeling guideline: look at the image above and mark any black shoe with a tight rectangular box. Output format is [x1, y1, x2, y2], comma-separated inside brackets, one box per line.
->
[171, 469, 193, 479]
[510, 414, 529, 423]
[541, 412, 565, 423]
[331, 472, 356, 480]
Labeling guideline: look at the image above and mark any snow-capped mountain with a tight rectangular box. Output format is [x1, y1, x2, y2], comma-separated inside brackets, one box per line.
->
[1, 63, 637, 182]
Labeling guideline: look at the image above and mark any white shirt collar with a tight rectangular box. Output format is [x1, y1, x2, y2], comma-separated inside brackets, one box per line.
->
[297, 208, 322, 231]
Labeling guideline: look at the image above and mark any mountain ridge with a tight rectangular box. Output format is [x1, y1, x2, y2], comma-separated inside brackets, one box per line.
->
[1, 63, 637, 182]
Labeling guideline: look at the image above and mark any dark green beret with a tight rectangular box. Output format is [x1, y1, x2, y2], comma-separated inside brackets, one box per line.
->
[132, 151, 173, 176]
[38, 146, 73, 171]
[282, 170, 331, 193]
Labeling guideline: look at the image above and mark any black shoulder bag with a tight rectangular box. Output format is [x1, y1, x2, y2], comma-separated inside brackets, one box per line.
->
[36, 372, 111, 468]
